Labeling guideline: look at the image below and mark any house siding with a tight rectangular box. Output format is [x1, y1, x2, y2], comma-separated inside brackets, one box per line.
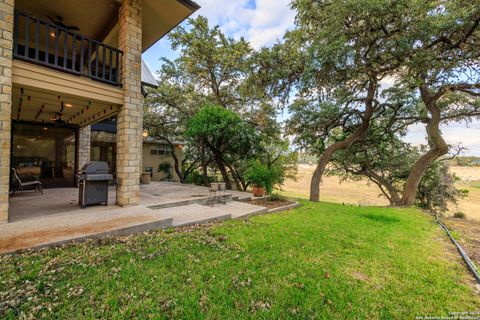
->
[77, 126, 91, 171]
[142, 143, 183, 182]
[116, 0, 143, 206]
[0, 0, 13, 222]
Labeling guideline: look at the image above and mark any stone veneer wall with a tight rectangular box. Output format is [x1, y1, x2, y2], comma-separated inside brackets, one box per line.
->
[77, 125, 91, 170]
[116, 0, 143, 206]
[0, 0, 13, 222]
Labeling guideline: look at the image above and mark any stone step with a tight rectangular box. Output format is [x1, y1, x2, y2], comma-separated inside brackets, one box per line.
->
[150, 201, 268, 227]
[0, 201, 270, 254]
[146, 193, 233, 210]
[0, 206, 173, 253]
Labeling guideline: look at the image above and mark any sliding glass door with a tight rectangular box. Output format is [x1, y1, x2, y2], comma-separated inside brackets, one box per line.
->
[12, 123, 77, 188]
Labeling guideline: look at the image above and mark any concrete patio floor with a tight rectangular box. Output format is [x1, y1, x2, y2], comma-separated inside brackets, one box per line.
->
[8, 182, 252, 222]
[1, 182, 268, 253]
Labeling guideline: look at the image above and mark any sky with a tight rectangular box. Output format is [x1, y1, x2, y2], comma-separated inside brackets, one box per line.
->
[142, 0, 480, 157]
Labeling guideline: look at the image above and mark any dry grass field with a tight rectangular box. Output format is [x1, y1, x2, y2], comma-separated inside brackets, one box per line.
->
[280, 165, 480, 221]
[449, 166, 480, 221]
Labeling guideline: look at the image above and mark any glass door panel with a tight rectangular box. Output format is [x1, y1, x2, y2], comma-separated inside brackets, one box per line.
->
[12, 123, 77, 188]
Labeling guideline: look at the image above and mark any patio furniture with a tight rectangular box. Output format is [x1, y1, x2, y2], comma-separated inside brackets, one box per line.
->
[77, 161, 112, 208]
[208, 182, 227, 205]
[11, 168, 43, 195]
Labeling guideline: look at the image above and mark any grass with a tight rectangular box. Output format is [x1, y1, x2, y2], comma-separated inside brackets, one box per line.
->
[1, 201, 479, 319]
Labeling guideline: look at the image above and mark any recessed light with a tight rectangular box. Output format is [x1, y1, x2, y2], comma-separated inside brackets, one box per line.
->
[65, 103, 73, 107]
[43, 127, 48, 130]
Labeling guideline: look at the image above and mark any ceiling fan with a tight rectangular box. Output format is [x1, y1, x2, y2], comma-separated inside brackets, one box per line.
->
[45, 111, 68, 127]
[46, 15, 80, 31]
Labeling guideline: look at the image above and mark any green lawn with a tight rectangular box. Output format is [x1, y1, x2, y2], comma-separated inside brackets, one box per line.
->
[1, 201, 479, 319]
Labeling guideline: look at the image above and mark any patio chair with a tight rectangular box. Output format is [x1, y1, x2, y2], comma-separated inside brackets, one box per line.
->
[208, 182, 227, 206]
[11, 168, 43, 195]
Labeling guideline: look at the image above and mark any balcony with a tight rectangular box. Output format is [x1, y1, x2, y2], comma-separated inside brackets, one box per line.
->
[13, 10, 123, 87]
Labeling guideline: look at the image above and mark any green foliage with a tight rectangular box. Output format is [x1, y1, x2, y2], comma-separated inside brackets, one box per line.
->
[268, 193, 283, 201]
[453, 212, 466, 219]
[158, 162, 172, 174]
[144, 16, 281, 189]
[416, 163, 469, 214]
[263, 0, 480, 204]
[244, 161, 280, 194]
[186, 105, 258, 161]
[184, 170, 213, 186]
[168, 16, 253, 111]
[329, 118, 468, 212]
[243, 135, 298, 194]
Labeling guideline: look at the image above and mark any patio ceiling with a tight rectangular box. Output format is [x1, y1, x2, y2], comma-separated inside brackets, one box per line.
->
[11, 85, 119, 127]
[15, 0, 200, 52]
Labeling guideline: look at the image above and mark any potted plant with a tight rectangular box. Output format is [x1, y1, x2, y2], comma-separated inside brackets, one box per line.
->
[158, 162, 173, 180]
[245, 162, 273, 197]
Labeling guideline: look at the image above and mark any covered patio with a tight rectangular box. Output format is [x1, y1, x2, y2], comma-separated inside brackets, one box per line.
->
[1, 182, 268, 253]
[8, 181, 253, 222]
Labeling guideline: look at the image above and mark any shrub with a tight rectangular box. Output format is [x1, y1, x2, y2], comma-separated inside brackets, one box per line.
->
[244, 161, 281, 194]
[185, 171, 214, 186]
[453, 212, 466, 219]
[158, 162, 173, 180]
[416, 162, 469, 213]
[268, 193, 283, 201]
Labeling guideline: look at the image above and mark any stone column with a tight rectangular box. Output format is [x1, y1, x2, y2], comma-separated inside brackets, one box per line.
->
[0, 0, 13, 223]
[77, 125, 91, 170]
[116, 0, 142, 206]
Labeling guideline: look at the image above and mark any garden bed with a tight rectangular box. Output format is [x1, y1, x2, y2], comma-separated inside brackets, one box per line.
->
[244, 198, 295, 209]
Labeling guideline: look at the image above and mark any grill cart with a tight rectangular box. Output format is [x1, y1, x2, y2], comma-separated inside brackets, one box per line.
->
[78, 161, 112, 208]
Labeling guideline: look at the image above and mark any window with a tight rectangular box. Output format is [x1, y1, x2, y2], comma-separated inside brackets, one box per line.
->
[150, 144, 173, 155]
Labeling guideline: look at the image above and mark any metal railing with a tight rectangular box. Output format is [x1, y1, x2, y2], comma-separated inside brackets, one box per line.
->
[13, 10, 123, 87]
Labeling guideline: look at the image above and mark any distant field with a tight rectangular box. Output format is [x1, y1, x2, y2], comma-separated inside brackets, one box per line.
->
[450, 166, 480, 221]
[280, 165, 480, 221]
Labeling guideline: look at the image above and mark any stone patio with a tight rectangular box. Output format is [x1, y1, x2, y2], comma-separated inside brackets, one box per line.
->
[8, 182, 253, 222]
[1, 182, 268, 253]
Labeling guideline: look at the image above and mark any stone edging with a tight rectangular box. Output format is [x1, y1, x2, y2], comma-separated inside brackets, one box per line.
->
[267, 201, 301, 214]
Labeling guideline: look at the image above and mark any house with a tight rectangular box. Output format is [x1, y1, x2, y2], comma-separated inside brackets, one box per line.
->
[0, 0, 200, 222]
[90, 117, 183, 182]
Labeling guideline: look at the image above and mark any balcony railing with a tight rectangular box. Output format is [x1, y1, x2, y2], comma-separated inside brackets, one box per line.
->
[13, 10, 123, 87]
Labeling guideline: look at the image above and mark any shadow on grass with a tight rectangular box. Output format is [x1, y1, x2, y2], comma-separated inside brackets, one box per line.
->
[360, 213, 400, 224]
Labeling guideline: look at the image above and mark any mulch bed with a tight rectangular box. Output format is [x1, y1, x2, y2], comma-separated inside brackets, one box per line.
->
[444, 217, 480, 267]
[244, 198, 294, 209]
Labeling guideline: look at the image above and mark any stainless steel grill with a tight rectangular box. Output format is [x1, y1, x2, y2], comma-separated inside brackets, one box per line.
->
[78, 161, 112, 208]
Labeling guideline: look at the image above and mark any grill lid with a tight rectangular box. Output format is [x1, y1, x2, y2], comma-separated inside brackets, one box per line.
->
[84, 174, 113, 181]
[81, 161, 109, 174]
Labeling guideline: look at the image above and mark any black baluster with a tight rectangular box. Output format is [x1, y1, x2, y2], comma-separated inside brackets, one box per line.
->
[80, 36, 84, 75]
[63, 31, 68, 69]
[45, 24, 49, 64]
[34, 19, 39, 61]
[24, 15, 29, 58]
[54, 26, 59, 66]
[72, 34, 77, 72]
[109, 47, 113, 82]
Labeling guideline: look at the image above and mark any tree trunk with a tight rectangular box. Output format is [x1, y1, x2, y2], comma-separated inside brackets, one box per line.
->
[366, 171, 402, 205]
[400, 86, 449, 206]
[201, 159, 210, 187]
[170, 147, 184, 183]
[226, 163, 243, 191]
[214, 152, 232, 190]
[310, 81, 377, 202]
